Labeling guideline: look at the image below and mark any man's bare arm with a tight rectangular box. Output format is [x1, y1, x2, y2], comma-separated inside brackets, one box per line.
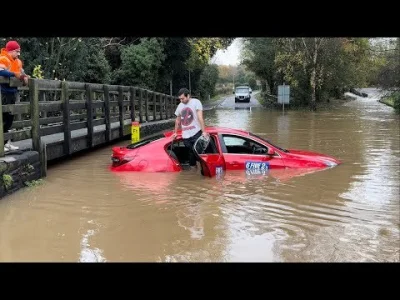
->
[175, 115, 181, 132]
[172, 115, 181, 139]
[196, 109, 208, 136]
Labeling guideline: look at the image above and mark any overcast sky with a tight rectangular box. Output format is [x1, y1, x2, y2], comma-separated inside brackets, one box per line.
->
[211, 38, 242, 66]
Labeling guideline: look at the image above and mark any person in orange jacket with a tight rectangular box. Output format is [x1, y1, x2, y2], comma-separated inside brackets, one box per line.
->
[0, 40, 29, 152]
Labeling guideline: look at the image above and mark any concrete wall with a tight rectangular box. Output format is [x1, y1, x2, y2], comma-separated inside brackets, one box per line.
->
[0, 151, 42, 199]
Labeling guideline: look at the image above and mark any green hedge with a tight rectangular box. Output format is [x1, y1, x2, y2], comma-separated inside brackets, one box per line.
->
[381, 91, 400, 113]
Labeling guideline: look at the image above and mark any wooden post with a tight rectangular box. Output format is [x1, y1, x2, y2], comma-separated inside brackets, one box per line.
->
[130, 87, 135, 122]
[153, 92, 157, 121]
[166, 95, 170, 119]
[30, 78, 40, 153]
[160, 94, 164, 120]
[118, 86, 124, 138]
[139, 89, 143, 123]
[86, 84, 93, 147]
[61, 81, 71, 155]
[40, 141, 47, 177]
[145, 90, 149, 122]
[164, 94, 168, 119]
[103, 85, 111, 142]
[169, 96, 174, 118]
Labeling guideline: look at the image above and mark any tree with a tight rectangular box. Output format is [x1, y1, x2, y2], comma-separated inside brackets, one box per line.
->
[375, 38, 399, 90]
[112, 38, 166, 90]
[242, 38, 279, 94]
[198, 64, 219, 99]
[157, 38, 191, 95]
[168, 38, 233, 96]
[1, 37, 112, 82]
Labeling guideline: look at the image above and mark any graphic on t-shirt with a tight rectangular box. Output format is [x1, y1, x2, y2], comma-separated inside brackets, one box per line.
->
[181, 107, 194, 126]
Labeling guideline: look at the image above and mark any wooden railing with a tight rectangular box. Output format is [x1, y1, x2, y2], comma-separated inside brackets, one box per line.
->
[0, 77, 179, 170]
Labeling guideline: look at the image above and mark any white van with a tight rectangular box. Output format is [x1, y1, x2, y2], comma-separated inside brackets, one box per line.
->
[234, 85, 252, 103]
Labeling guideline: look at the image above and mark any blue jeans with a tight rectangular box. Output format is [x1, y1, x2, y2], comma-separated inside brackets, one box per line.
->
[2, 93, 16, 134]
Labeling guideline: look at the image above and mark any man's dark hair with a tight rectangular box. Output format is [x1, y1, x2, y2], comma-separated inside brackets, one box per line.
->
[178, 88, 190, 97]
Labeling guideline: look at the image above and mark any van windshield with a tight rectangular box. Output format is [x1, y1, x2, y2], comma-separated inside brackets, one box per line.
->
[235, 88, 249, 93]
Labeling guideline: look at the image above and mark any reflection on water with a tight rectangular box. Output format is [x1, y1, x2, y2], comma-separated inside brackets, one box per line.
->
[0, 92, 399, 262]
[209, 109, 252, 131]
[234, 107, 252, 111]
[79, 221, 106, 262]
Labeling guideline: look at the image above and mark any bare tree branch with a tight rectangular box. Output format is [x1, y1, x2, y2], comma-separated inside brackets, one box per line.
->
[100, 37, 139, 48]
[302, 38, 312, 60]
[63, 38, 81, 57]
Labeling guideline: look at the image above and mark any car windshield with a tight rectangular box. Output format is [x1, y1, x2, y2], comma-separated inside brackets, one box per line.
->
[235, 88, 249, 93]
[126, 134, 164, 149]
[249, 132, 289, 152]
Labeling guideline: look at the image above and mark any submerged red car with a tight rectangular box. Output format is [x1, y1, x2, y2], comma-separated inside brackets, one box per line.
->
[110, 126, 341, 177]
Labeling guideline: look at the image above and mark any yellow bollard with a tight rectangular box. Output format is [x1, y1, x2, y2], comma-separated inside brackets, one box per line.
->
[131, 121, 140, 144]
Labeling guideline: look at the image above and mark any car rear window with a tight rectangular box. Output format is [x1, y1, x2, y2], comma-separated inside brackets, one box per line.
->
[126, 134, 164, 149]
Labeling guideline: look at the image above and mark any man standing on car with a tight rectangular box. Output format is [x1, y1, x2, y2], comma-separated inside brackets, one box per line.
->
[0, 40, 29, 152]
[172, 88, 209, 169]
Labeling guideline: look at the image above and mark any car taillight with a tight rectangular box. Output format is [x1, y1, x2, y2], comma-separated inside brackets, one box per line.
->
[111, 155, 136, 167]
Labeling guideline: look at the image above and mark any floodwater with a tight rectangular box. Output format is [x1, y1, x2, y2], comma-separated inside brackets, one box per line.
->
[0, 90, 399, 262]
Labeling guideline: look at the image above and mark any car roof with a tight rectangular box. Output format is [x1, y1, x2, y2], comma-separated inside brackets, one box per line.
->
[163, 126, 250, 137]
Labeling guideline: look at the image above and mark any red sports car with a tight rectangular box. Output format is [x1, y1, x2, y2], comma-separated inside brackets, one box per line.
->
[110, 126, 341, 177]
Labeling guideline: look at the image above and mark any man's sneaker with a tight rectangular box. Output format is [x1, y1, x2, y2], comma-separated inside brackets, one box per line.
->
[5, 141, 19, 151]
[4, 146, 10, 152]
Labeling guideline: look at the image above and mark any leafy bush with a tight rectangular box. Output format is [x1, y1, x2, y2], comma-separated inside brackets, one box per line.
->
[391, 91, 400, 113]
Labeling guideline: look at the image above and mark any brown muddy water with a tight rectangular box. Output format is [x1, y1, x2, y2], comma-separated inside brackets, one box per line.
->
[0, 92, 399, 262]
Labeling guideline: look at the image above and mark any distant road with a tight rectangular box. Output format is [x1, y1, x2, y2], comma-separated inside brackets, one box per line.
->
[356, 88, 391, 99]
[203, 91, 262, 110]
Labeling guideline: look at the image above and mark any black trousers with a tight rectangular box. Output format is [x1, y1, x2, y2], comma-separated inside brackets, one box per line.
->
[2, 93, 16, 134]
[182, 130, 202, 166]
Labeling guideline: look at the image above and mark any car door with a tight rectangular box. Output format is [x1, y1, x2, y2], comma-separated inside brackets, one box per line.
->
[219, 134, 285, 174]
[193, 134, 226, 177]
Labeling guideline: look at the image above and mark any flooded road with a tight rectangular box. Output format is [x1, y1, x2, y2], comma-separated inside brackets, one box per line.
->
[0, 90, 399, 262]
[216, 91, 262, 109]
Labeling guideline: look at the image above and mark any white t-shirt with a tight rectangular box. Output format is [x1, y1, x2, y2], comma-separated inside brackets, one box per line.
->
[175, 98, 203, 139]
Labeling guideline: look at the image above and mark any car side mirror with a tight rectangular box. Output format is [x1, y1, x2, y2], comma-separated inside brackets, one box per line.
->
[267, 148, 275, 155]
[253, 147, 267, 154]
